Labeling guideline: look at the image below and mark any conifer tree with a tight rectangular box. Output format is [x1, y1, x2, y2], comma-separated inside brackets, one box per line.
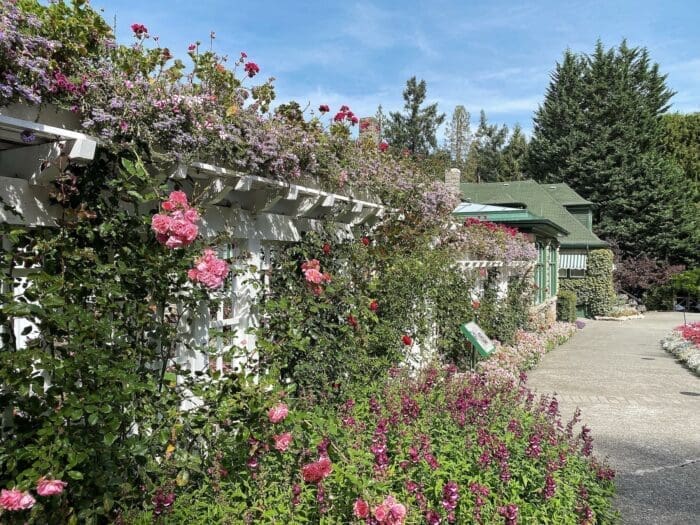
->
[384, 77, 445, 155]
[446, 105, 471, 165]
[527, 40, 697, 264]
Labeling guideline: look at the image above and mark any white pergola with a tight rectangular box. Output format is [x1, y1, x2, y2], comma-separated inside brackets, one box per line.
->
[0, 107, 386, 400]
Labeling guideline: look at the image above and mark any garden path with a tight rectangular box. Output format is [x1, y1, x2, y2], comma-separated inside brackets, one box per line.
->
[527, 311, 700, 525]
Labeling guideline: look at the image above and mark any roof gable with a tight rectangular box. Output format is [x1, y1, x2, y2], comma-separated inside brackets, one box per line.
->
[459, 180, 607, 248]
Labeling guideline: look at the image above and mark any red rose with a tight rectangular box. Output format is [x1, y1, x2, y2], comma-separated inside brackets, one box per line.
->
[369, 300, 379, 312]
[322, 243, 331, 255]
[350, 115, 359, 125]
[379, 141, 389, 152]
[240, 51, 248, 58]
[130, 23, 148, 35]
[361, 236, 370, 246]
[402, 335, 413, 346]
[302, 457, 332, 483]
[244, 62, 260, 78]
[340, 105, 350, 112]
[319, 104, 330, 113]
[333, 111, 346, 122]
[353, 498, 370, 519]
[347, 315, 358, 329]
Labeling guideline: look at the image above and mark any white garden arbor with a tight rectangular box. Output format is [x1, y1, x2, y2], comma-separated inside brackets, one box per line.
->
[0, 108, 385, 390]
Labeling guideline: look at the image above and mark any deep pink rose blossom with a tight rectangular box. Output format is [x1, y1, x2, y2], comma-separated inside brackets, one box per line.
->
[188, 249, 229, 289]
[268, 402, 289, 423]
[151, 214, 172, 235]
[273, 432, 293, 452]
[36, 477, 67, 497]
[354, 498, 370, 518]
[0, 488, 36, 511]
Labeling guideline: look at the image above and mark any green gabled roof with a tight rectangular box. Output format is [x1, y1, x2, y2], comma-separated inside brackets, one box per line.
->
[459, 180, 607, 249]
[542, 183, 594, 207]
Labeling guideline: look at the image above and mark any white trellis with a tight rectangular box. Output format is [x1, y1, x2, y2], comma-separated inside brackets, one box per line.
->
[0, 109, 385, 401]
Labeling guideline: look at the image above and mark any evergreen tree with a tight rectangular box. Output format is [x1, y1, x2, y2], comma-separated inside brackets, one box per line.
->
[502, 124, 529, 180]
[661, 113, 700, 186]
[471, 110, 508, 182]
[526, 40, 697, 264]
[384, 77, 445, 155]
[445, 105, 471, 165]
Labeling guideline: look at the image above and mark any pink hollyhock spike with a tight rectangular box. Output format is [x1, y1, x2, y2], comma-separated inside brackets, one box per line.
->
[36, 477, 67, 497]
[0, 488, 36, 511]
[267, 402, 289, 423]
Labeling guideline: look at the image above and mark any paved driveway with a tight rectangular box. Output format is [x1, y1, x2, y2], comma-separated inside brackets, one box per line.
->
[527, 312, 700, 525]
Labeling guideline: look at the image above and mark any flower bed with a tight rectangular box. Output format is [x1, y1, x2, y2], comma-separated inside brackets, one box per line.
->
[127, 364, 616, 524]
[661, 322, 700, 376]
[478, 323, 578, 387]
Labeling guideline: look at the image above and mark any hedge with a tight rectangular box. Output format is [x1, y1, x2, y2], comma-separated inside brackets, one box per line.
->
[560, 250, 616, 317]
[557, 290, 578, 322]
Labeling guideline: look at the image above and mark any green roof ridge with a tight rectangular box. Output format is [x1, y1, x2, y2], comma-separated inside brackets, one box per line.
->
[459, 180, 607, 248]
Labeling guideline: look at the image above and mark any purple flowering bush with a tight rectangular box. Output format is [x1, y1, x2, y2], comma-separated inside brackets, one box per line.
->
[138, 363, 616, 524]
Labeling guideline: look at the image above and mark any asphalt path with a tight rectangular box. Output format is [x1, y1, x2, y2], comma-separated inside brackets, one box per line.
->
[527, 312, 700, 525]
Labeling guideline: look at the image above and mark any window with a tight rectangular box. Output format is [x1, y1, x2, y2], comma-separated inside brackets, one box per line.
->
[549, 246, 558, 296]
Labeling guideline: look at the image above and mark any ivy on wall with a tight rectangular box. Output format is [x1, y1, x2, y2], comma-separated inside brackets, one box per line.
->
[560, 249, 616, 317]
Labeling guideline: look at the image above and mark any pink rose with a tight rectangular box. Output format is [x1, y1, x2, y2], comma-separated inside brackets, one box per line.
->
[267, 402, 288, 423]
[161, 200, 175, 212]
[164, 235, 185, 249]
[168, 190, 189, 208]
[0, 488, 36, 511]
[303, 268, 325, 284]
[184, 208, 200, 223]
[374, 503, 389, 522]
[151, 214, 172, 235]
[301, 457, 332, 483]
[188, 249, 229, 289]
[353, 498, 370, 518]
[36, 477, 67, 497]
[273, 432, 293, 452]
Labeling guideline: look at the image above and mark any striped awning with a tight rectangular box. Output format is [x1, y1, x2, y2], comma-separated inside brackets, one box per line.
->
[559, 252, 588, 270]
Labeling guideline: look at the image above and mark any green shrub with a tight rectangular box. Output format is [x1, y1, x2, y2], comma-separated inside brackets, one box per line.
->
[477, 269, 534, 345]
[557, 290, 578, 322]
[560, 250, 616, 317]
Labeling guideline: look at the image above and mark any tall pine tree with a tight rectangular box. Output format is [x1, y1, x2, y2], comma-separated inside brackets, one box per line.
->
[445, 105, 471, 166]
[384, 77, 445, 155]
[527, 40, 697, 264]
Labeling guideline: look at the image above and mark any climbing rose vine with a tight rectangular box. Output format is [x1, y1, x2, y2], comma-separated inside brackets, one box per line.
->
[151, 191, 199, 249]
[187, 249, 230, 289]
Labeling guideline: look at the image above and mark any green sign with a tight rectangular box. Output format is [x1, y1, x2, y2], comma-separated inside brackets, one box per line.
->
[460, 321, 496, 357]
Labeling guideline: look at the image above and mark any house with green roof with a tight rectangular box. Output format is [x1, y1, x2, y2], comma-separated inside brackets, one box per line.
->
[459, 180, 607, 276]
[452, 180, 612, 319]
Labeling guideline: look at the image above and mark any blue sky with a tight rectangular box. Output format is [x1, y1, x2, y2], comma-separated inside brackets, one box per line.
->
[94, 0, 700, 139]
